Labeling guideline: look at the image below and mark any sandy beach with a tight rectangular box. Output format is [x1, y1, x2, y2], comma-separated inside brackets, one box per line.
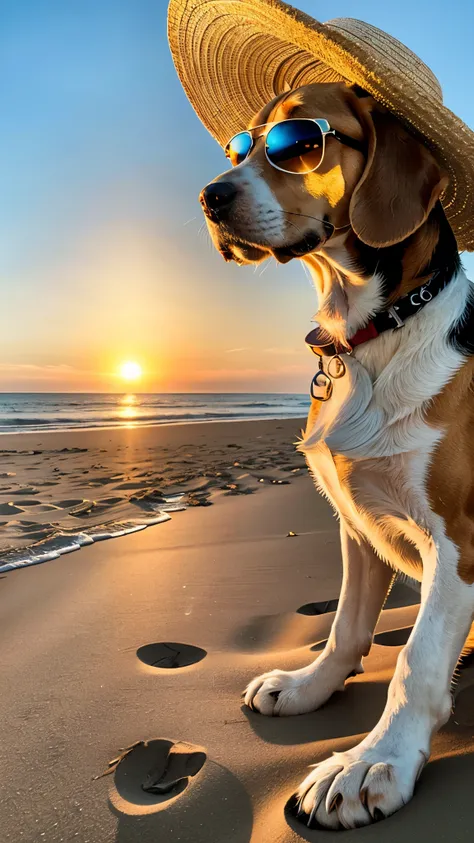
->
[1, 419, 474, 842]
[0, 418, 307, 570]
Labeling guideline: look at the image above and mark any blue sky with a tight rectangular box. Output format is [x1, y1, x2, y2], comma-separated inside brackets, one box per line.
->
[1, 0, 473, 392]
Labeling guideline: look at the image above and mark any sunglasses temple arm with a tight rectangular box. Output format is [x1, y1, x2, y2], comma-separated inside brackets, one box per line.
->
[331, 130, 365, 153]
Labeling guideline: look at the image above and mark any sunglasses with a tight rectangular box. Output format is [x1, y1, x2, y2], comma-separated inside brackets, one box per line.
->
[225, 118, 363, 175]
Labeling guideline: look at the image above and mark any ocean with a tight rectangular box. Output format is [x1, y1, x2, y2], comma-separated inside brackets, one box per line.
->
[0, 393, 311, 434]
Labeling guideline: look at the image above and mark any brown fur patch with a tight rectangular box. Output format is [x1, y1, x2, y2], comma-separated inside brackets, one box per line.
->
[399, 220, 440, 293]
[343, 206, 442, 305]
[245, 82, 446, 272]
[349, 106, 448, 248]
[426, 357, 474, 584]
[247, 83, 367, 236]
[271, 91, 305, 122]
[304, 165, 346, 208]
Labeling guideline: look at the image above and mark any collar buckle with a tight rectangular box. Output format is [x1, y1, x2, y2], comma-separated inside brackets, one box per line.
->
[387, 306, 405, 329]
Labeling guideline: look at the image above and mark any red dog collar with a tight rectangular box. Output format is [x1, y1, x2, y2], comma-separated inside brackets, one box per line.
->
[306, 270, 445, 357]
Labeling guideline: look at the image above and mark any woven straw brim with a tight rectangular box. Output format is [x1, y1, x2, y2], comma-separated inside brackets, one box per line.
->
[168, 0, 474, 252]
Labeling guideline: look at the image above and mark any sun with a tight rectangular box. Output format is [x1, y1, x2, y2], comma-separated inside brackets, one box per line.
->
[119, 361, 142, 382]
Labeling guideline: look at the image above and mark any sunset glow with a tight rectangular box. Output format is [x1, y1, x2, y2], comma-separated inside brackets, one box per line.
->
[119, 361, 142, 382]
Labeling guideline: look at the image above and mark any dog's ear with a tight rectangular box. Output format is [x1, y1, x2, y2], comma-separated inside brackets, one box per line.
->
[350, 84, 371, 99]
[349, 100, 449, 247]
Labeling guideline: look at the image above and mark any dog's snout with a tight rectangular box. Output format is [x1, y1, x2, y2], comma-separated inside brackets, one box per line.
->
[199, 181, 238, 222]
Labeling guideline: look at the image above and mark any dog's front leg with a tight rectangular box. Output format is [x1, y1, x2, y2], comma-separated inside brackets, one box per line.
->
[244, 523, 393, 716]
[294, 533, 474, 830]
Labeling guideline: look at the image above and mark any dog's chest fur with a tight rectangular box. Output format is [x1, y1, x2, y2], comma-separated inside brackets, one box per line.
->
[305, 445, 429, 579]
[300, 270, 473, 581]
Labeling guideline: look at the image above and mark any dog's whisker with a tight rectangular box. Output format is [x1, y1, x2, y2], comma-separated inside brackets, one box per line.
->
[301, 261, 313, 286]
[285, 218, 313, 252]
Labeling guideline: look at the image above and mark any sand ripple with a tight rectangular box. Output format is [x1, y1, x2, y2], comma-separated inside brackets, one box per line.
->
[0, 420, 306, 572]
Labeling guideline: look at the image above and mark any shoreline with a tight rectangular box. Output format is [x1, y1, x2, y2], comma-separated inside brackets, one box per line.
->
[0, 417, 308, 573]
[0, 392, 311, 436]
[0, 412, 308, 437]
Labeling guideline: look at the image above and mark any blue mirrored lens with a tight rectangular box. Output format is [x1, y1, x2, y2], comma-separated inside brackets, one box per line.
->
[266, 120, 324, 173]
[226, 132, 253, 166]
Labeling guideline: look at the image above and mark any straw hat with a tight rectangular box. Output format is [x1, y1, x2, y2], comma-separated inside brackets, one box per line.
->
[168, 0, 474, 251]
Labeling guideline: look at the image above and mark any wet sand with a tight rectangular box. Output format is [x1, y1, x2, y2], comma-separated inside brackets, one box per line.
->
[1, 421, 473, 842]
[0, 418, 307, 570]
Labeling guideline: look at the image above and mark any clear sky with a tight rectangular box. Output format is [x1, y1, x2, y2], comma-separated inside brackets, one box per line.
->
[1, 0, 474, 392]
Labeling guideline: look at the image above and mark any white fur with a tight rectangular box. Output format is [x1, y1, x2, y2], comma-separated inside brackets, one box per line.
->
[220, 159, 288, 248]
[296, 519, 473, 830]
[301, 268, 470, 458]
[306, 247, 387, 336]
[243, 524, 393, 716]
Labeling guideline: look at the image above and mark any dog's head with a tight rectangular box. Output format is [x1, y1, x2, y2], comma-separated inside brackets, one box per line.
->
[199, 82, 448, 265]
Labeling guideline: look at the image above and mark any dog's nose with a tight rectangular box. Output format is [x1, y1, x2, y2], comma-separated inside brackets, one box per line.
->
[199, 181, 237, 222]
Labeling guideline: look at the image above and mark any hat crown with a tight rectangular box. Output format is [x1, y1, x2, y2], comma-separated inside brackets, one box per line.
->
[324, 18, 443, 103]
[169, 0, 474, 250]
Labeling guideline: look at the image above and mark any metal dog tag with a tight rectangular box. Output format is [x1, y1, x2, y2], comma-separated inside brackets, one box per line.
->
[327, 355, 346, 379]
[310, 366, 333, 401]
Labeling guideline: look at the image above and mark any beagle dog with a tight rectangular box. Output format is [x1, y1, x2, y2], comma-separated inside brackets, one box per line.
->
[199, 82, 474, 829]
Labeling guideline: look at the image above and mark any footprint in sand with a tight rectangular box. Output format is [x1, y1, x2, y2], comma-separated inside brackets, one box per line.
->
[310, 630, 416, 655]
[453, 680, 474, 727]
[451, 654, 474, 727]
[373, 627, 412, 646]
[297, 599, 339, 616]
[106, 739, 206, 813]
[54, 498, 87, 508]
[307, 619, 413, 651]
[298, 581, 419, 619]
[36, 504, 62, 513]
[295, 588, 417, 654]
[136, 642, 207, 669]
[0, 502, 24, 515]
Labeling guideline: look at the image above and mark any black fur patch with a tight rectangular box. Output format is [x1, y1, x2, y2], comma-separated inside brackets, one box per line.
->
[349, 202, 460, 306]
[428, 208, 474, 357]
[449, 287, 474, 355]
[428, 202, 461, 286]
[351, 84, 371, 98]
[351, 236, 406, 301]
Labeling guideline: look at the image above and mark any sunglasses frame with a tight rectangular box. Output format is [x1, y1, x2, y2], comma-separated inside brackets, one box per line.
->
[225, 118, 364, 175]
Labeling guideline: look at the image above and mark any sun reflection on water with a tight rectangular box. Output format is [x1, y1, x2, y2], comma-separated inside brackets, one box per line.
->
[119, 394, 138, 423]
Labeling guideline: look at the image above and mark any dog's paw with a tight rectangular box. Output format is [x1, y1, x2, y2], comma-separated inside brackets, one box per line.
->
[243, 664, 352, 716]
[291, 743, 426, 829]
